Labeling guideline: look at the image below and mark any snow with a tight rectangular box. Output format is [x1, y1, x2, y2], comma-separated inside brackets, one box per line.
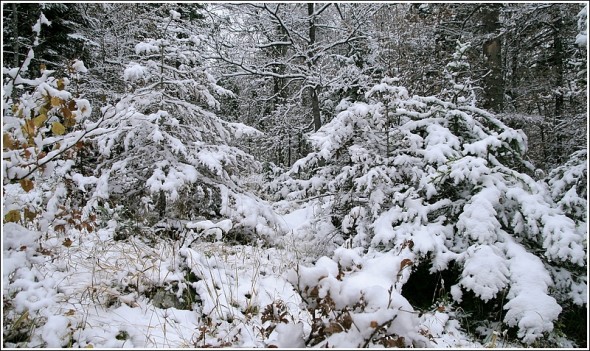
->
[32, 12, 51, 35]
[576, 5, 587, 47]
[71, 59, 88, 73]
[135, 42, 160, 55]
[3, 34, 586, 348]
[169, 9, 181, 20]
[123, 63, 146, 82]
[457, 245, 510, 302]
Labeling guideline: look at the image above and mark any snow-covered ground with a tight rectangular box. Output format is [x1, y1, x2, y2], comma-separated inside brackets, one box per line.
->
[3, 203, 523, 348]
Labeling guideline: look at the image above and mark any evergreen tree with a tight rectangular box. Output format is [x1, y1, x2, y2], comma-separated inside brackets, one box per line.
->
[272, 77, 586, 344]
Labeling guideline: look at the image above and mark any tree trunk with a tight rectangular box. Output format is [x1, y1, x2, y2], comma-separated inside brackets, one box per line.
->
[12, 4, 20, 68]
[308, 3, 322, 131]
[481, 4, 504, 112]
[311, 87, 322, 131]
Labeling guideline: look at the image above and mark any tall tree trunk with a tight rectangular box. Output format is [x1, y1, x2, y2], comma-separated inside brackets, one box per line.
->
[552, 12, 565, 164]
[481, 4, 504, 112]
[308, 3, 322, 131]
[12, 3, 20, 68]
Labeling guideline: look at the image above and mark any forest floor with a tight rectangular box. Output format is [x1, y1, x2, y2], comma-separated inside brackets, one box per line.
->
[3, 201, 541, 348]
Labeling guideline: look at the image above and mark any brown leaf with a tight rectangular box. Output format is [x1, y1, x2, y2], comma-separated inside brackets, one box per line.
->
[63, 116, 76, 128]
[19, 179, 34, 193]
[3, 133, 16, 150]
[325, 322, 343, 334]
[61, 106, 73, 119]
[370, 320, 379, 329]
[400, 259, 413, 271]
[24, 208, 37, 221]
[68, 100, 77, 110]
[341, 313, 353, 329]
[62, 238, 73, 247]
[403, 239, 414, 250]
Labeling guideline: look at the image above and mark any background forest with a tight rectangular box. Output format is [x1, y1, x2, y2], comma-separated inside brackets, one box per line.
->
[2, 1, 588, 348]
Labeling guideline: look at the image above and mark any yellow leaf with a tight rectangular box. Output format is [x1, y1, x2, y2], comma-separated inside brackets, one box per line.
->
[19, 179, 34, 193]
[4, 210, 21, 223]
[51, 122, 66, 135]
[51, 96, 62, 107]
[57, 79, 65, 91]
[84, 345, 94, 349]
[22, 120, 36, 137]
[33, 114, 47, 128]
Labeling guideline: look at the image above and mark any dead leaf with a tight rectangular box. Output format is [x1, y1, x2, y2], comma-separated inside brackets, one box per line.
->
[370, 320, 379, 328]
[19, 179, 34, 193]
[33, 114, 47, 127]
[62, 238, 73, 247]
[24, 208, 37, 221]
[22, 119, 36, 137]
[51, 96, 62, 107]
[3, 133, 16, 150]
[4, 210, 21, 223]
[52, 121, 66, 135]
[400, 258, 413, 271]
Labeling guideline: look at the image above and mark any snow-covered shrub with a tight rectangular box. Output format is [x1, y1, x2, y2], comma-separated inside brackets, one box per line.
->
[2, 13, 101, 347]
[288, 250, 430, 347]
[3, 15, 97, 234]
[274, 77, 587, 344]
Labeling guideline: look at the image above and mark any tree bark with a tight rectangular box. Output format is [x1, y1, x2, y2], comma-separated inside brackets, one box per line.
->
[12, 4, 20, 68]
[308, 3, 322, 131]
[481, 4, 504, 113]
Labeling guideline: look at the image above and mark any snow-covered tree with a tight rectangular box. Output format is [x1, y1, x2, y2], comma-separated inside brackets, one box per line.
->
[87, 5, 283, 239]
[272, 77, 586, 345]
[208, 3, 381, 166]
[441, 40, 477, 107]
